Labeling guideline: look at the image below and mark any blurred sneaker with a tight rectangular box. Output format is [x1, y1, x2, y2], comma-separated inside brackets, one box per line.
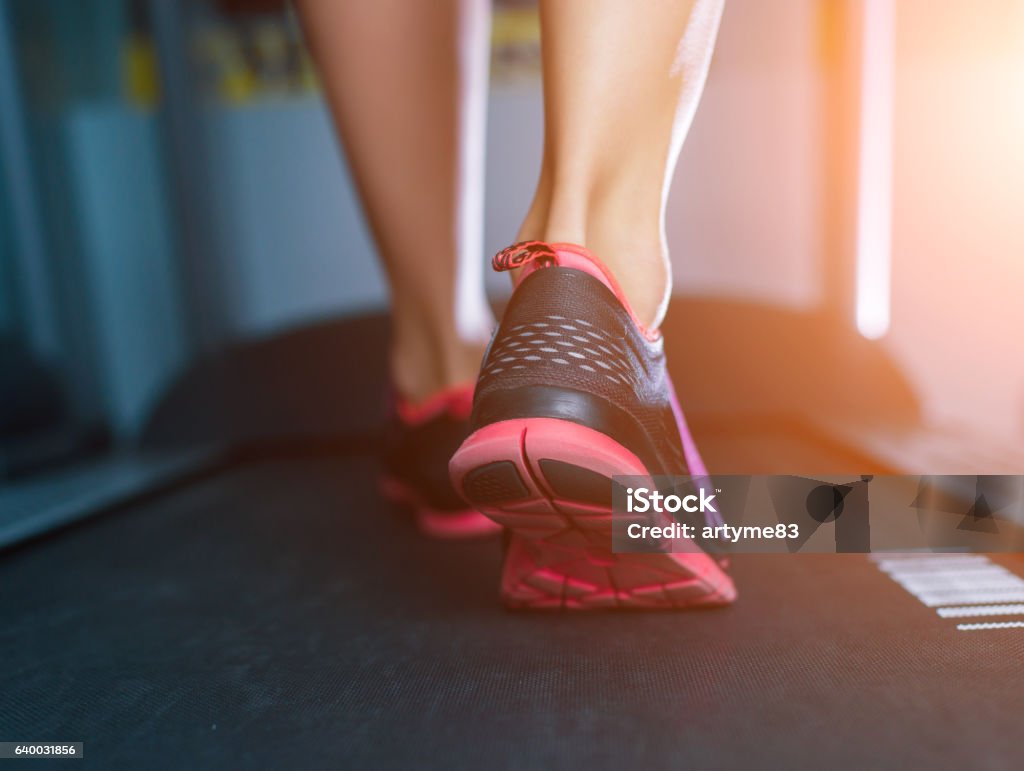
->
[449, 241, 737, 608]
[381, 382, 501, 539]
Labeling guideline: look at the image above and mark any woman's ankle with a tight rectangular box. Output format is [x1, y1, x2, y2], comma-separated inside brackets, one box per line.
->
[516, 208, 670, 330]
[390, 327, 485, 406]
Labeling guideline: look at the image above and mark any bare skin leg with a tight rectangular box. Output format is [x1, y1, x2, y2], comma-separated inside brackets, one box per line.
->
[295, 0, 493, 405]
[519, 0, 726, 330]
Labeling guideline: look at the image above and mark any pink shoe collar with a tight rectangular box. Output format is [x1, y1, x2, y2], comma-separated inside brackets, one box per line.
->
[393, 381, 474, 425]
[492, 240, 660, 342]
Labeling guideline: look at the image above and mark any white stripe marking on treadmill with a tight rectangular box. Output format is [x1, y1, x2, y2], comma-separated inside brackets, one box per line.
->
[917, 590, 1024, 608]
[937, 604, 1024, 619]
[956, 621, 1024, 631]
[891, 568, 1016, 588]
[872, 554, 1024, 629]
[875, 556, 991, 571]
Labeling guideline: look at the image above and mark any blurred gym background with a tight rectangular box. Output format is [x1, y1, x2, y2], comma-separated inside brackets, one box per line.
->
[5, 6, 1024, 764]
[1, 0, 1023, 542]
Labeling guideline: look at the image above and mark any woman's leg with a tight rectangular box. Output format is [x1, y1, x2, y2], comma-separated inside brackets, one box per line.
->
[295, 0, 493, 404]
[519, 0, 726, 329]
[450, 1, 736, 607]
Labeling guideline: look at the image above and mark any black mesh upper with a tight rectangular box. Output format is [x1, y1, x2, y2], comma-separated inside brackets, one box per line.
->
[473, 266, 689, 477]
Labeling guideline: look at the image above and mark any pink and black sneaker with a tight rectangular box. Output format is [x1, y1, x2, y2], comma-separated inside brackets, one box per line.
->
[381, 383, 502, 539]
[449, 241, 737, 609]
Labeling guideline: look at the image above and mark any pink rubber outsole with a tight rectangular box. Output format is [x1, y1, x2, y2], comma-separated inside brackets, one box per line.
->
[449, 418, 737, 610]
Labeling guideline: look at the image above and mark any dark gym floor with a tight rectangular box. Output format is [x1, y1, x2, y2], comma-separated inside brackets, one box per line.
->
[3, 310, 1022, 769]
[3, 436, 1023, 769]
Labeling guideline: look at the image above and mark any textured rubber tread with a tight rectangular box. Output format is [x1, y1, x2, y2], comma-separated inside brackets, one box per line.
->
[462, 461, 530, 505]
[450, 418, 737, 609]
[538, 459, 614, 507]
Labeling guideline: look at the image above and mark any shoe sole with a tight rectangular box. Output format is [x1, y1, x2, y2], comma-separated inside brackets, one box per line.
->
[449, 418, 737, 610]
[379, 475, 503, 539]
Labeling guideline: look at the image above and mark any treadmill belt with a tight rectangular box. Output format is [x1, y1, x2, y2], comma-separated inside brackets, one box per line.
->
[2, 435, 1023, 769]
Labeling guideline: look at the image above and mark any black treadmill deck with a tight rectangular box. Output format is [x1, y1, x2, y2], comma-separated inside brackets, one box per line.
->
[2, 452, 1022, 769]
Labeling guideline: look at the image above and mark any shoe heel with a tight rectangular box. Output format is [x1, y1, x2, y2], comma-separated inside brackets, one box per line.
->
[450, 418, 738, 610]
[449, 417, 650, 539]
